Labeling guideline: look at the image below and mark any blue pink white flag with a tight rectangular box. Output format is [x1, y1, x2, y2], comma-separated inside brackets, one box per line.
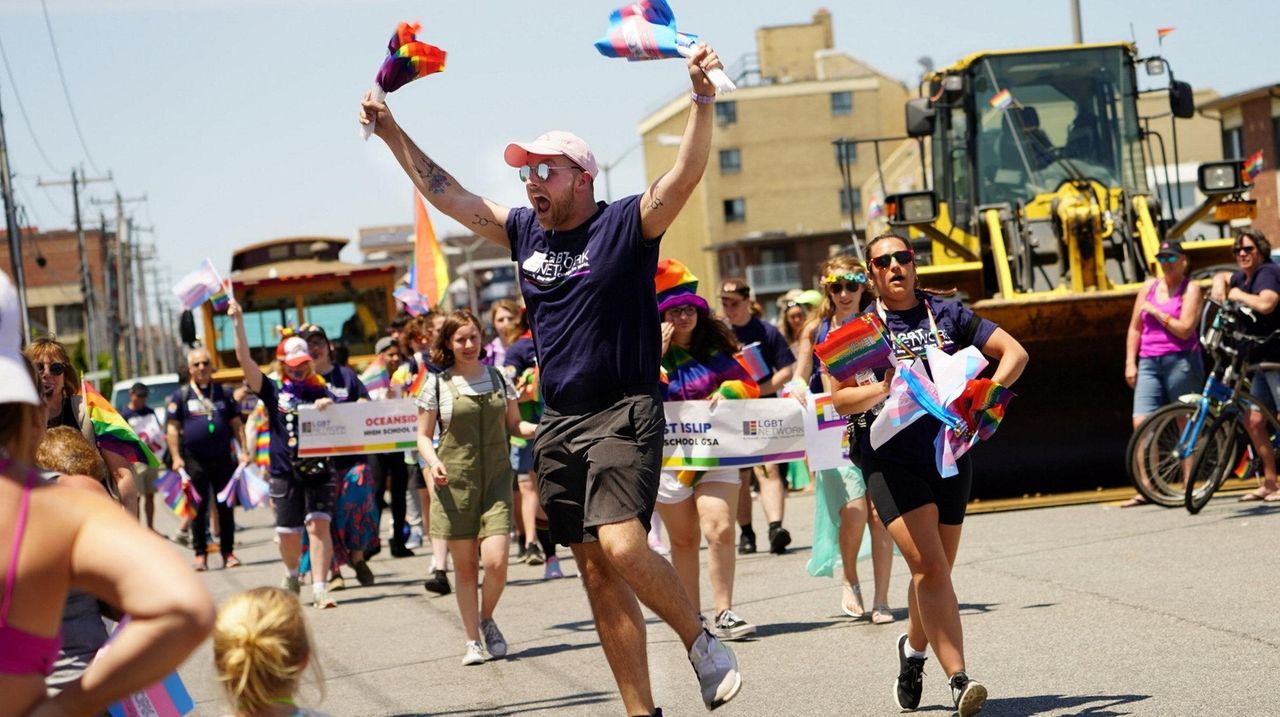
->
[101, 619, 195, 717]
[595, 0, 736, 93]
[171, 259, 225, 311]
[217, 464, 269, 509]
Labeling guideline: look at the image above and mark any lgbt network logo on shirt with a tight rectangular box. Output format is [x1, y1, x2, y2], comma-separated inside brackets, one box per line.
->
[521, 250, 592, 288]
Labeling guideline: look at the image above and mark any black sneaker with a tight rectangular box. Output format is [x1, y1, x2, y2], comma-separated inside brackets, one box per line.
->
[516, 542, 529, 563]
[950, 671, 987, 717]
[894, 633, 926, 711]
[768, 525, 791, 555]
[389, 543, 415, 558]
[352, 560, 375, 587]
[737, 528, 757, 555]
[423, 569, 451, 596]
[524, 542, 545, 566]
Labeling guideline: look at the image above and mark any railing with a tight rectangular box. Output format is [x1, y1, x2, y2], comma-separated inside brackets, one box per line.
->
[746, 262, 801, 295]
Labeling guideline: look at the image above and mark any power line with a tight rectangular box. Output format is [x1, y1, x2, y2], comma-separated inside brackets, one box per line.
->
[0, 33, 61, 174]
[39, 0, 102, 175]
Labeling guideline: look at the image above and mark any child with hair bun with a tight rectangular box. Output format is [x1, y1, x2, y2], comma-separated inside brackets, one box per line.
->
[213, 587, 330, 717]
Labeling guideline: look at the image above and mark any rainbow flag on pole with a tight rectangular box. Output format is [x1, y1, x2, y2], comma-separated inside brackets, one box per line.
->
[360, 358, 391, 393]
[1244, 149, 1264, 183]
[989, 89, 1013, 111]
[82, 381, 161, 468]
[410, 192, 450, 307]
[209, 278, 233, 313]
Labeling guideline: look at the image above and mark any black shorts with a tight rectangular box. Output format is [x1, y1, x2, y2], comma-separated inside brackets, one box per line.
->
[270, 469, 338, 530]
[534, 387, 664, 545]
[864, 453, 973, 527]
[408, 461, 426, 490]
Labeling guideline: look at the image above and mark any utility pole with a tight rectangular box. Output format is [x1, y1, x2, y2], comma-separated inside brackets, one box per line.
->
[91, 192, 144, 377]
[98, 213, 120, 383]
[146, 256, 172, 374]
[0, 87, 28, 341]
[38, 169, 111, 368]
[132, 224, 156, 374]
[1070, 0, 1083, 44]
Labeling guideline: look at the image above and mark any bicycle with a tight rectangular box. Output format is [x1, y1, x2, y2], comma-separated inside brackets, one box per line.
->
[1124, 300, 1278, 509]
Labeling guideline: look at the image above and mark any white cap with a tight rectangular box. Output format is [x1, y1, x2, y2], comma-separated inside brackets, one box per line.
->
[0, 270, 39, 406]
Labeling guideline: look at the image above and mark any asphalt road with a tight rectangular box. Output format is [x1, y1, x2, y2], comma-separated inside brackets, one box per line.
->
[170, 488, 1280, 716]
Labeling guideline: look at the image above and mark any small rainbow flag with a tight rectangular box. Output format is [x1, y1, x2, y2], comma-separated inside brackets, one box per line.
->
[155, 470, 201, 521]
[737, 342, 769, 381]
[209, 279, 233, 313]
[404, 364, 428, 398]
[360, 358, 391, 393]
[245, 402, 270, 471]
[814, 314, 893, 385]
[1243, 149, 1264, 183]
[989, 88, 1013, 111]
[83, 381, 161, 468]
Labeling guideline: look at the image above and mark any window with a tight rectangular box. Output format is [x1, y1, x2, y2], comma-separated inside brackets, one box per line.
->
[840, 188, 862, 215]
[715, 101, 737, 125]
[723, 198, 746, 223]
[719, 148, 742, 174]
[1221, 126, 1243, 159]
[831, 91, 853, 116]
[834, 142, 857, 166]
[53, 304, 85, 336]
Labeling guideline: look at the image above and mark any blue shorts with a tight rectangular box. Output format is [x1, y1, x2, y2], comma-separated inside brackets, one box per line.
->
[510, 442, 534, 477]
[1249, 369, 1280, 413]
[1134, 351, 1204, 417]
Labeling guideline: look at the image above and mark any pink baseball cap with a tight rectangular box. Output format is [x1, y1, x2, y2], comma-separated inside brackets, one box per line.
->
[276, 336, 312, 367]
[504, 131, 599, 178]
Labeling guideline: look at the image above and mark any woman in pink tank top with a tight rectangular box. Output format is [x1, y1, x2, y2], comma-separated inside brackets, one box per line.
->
[1122, 239, 1205, 507]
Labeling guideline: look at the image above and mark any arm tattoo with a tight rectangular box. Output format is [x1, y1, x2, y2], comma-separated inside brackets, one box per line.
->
[413, 156, 454, 195]
[472, 214, 499, 227]
[646, 196, 665, 211]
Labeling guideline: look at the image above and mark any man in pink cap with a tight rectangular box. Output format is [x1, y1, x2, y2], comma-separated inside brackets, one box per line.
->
[361, 44, 740, 715]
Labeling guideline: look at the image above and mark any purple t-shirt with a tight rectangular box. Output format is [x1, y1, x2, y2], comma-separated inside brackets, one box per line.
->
[1230, 263, 1280, 363]
[506, 194, 661, 411]
[728, 316, 795, 397]
[862, 294, 998, 457]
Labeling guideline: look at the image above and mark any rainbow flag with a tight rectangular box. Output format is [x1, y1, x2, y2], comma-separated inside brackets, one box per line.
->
[360, 358, 391, 393]
[989, 89, 1013, 111]
[410, 193, 449, 307]
[404, 363, 429, 398]
[814, 314, 893, 384]
[661, 346, 759, 401]
[155, 470, 200, 521]
[375, 22, 447, 93]
[209, 278, 233, 313]
[1244, 149, 1264, 182]
[245, 402, 270, 471]
[82, 381, 161, 468]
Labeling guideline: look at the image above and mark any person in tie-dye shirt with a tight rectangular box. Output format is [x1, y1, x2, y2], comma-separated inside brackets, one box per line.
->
[654, 259, 760, 643]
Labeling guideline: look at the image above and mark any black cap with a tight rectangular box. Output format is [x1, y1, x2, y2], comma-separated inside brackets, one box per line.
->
[297, 323, 328, 341]
[130, 382, 149, 395]
[1157, 239, 1184, 257]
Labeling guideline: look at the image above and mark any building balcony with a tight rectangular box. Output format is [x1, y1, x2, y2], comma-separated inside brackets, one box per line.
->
[746, 262, 800, 296]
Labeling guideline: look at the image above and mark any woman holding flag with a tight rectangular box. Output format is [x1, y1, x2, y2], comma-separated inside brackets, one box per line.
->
[789, 255, 896, 624]
[24, 338, 141, 516]
[654, 259, 760, 642]
[832, 234, 1027, 717]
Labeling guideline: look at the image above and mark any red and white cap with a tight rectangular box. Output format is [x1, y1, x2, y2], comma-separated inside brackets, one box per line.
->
[504, 131, 599, 178]
[276, 336, 312, 367]
[0, 270, 39, 406]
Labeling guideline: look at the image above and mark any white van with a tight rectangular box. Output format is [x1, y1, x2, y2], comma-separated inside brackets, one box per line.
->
[109, 373, 182, 424]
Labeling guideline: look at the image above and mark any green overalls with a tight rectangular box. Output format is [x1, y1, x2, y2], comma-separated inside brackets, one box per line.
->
[429, 367, 513, 540]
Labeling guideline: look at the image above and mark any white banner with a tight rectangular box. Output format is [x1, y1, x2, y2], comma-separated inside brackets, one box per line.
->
[661, 398, 806, 470]
[297, 399, 418, 457]
[801, 392, 852, 472]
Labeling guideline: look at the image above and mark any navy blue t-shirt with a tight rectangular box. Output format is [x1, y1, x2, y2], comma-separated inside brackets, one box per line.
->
[255, 378, 334, 478]
[504, 336, 537, 377]
[165, 383, 237, 461]
[729, 316, 795, 397]
[1230, 263, 1280, 362]
[506, 194, 661, 410]
[861, 294, 998, 458]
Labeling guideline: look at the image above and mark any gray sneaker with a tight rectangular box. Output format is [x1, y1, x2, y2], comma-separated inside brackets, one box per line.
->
[689, 629, 741, 710]
[712, 609, 757, 641]
[480, 618, 508, 658]
[281, 574, 301, 595]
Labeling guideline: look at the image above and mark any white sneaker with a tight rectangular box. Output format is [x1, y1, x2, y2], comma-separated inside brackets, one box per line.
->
[404, 529, 424, 549]
[479, 618, 508, 659]
[712, 609, 757, 641]
[312, 587, 337, 609]
[689, 629, 742, 710]
[461, 640, 487, 666]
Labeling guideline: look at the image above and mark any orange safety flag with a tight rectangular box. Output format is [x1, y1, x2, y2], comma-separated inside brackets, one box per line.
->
[1156, 27, 1175, 39]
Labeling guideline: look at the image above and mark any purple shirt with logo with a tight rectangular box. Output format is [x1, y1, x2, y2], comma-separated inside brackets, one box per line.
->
[506, 194, 661, 410]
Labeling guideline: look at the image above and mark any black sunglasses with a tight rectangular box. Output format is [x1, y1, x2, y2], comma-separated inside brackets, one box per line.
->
[870, 250, 915, 270]
[35, 361, 67, 376]
[1234, 245, 1257, 255]
[826, 281, 864, 295]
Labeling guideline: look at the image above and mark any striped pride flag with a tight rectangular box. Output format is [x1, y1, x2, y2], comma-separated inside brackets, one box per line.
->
[82, 381, 161, 468]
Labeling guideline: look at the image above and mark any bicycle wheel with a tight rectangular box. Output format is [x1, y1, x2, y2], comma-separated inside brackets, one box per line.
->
[1126, 402, 1199, 507]
[1185, 411, 1245, 514]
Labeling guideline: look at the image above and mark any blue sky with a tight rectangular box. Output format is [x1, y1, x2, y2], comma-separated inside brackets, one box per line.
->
[1, 0, 1275, 287]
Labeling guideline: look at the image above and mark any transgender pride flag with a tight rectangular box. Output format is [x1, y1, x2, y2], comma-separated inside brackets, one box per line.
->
[171, 258, 225, 311]
[595, 0, 735, 93]
[101, 619, 195, 717]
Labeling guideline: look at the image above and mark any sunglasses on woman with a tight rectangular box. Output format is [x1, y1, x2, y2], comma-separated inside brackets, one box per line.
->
[1234, 245, 1257, 255]
[35, 361, 67, 376]
[870, 250, 915, 270]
